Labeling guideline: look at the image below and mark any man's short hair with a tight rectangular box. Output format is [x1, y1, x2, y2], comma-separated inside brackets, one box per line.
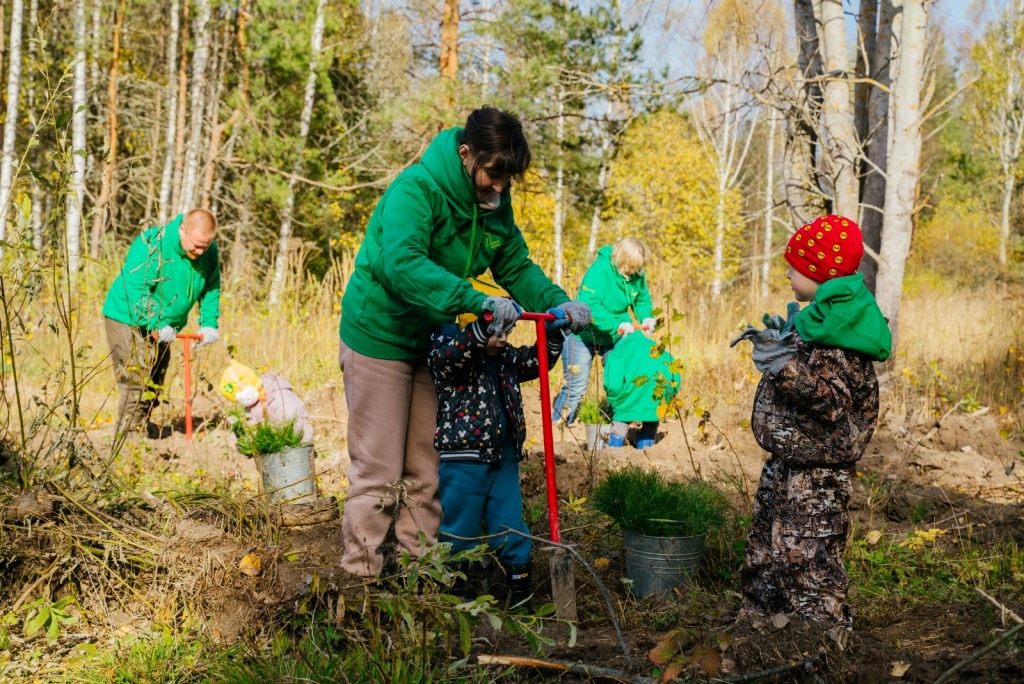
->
[185, 208, 218, 236]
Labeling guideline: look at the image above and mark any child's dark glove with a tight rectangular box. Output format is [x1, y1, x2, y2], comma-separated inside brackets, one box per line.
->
[481, 296, 522, 334]
[730, 326, 798, 375]
[762, 301, 801, 334]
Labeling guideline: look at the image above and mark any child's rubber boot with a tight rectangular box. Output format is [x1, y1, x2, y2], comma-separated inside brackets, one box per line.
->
[608, 434, 626, 447]
[636, 438, 655, 449]
[505, 563, 532, 612]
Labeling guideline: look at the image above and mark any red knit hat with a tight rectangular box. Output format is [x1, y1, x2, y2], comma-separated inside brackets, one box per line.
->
[785, 214, 863, 282]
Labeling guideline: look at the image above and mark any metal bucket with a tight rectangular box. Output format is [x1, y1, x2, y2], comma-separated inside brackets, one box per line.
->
[258, 444, 316, 504]
[623, 530, 705, 598]
[584, 423, 610, 450]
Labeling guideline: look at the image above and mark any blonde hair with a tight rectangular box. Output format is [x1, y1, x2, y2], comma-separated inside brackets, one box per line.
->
[611, 238, 649, 275]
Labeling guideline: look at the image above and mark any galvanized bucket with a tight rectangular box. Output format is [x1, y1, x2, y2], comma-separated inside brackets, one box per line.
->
[258, 444, 316, 504]
[584, 423, 610, 450]
[623, 530, 705, 598]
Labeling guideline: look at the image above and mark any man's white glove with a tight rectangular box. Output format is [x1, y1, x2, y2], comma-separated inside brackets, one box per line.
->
[157, 326, 177, 344]
[197, 327, 219, 348]
[617, 322, 635, 336]
[641, 317, 657, 333]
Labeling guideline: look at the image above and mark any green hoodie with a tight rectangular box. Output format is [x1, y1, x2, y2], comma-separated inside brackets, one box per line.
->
[603, 331, 680, 422]
[794, 273, 892, 361]
[576, 245, 652, 347]
[340, 127, 568, 360]
[102, 214, 221, 332]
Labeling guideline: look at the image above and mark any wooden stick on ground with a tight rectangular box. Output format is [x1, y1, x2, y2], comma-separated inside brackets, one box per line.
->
[933, 619, 1024, 684]
[975, 588, 1024, 625]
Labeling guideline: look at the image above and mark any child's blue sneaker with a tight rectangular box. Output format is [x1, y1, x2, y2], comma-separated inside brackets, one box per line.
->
[636, 438, 655, 449]
[608, 434, 626, 447]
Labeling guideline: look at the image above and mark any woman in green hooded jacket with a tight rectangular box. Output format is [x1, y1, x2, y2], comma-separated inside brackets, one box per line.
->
[337, 107, 591, 578]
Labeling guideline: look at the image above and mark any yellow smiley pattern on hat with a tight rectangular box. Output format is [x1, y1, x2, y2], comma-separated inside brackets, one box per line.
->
[784, 215, 864, 282]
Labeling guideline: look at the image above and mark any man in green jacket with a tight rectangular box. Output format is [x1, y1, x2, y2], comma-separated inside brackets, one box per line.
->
[338, 106, 591, 578]
[102, 209, 221, 434]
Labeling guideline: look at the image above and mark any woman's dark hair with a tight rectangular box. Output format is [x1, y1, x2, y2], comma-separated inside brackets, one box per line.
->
[459, 106, 532, 180]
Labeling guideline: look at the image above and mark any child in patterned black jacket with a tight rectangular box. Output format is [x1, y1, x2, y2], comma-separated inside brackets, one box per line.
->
[427, 307, 569, 608]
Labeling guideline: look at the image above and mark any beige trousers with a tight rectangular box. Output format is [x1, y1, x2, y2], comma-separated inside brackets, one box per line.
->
[104, 317, 171, 431]
[338, 339, 441, 577]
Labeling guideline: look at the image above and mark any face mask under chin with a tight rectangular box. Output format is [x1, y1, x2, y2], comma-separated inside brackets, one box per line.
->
[478, 191, 501, 210]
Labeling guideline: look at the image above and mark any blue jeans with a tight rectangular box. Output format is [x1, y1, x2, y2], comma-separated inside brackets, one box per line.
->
[439, 459, 531, 566]
[551, 335, 612, 423]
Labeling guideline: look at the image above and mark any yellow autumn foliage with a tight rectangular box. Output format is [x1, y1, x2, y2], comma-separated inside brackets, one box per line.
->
[605, 111, 744, 288]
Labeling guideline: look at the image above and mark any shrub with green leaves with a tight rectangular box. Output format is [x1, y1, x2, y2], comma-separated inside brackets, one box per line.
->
[576, 397, 610, 424]
[591, 466, 729, 537]
[231, 415, 303, 458]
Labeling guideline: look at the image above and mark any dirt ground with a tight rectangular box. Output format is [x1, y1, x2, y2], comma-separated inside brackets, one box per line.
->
[11, 372, 1024, 683]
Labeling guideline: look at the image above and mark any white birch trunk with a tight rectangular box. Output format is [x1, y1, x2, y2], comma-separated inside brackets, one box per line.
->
[0, 0, 24, 244]
[67, 0, 87, 273]
[552, 82, 565, 285]
[268, 0, 326, 306]
[587, 131, 612, 261]
[815, 0, 859, 216]
[28, 0, 41, 248]
[761, 111, 778, 299]
[157, 0, 179, 226]
[178, 0, 211, 214]
[875, 0, 928, 348]
[997, 0, 1024, 266]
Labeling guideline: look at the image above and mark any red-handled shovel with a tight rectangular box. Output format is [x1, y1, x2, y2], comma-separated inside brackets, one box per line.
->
[494, 311, 578, 620]
[176, 332, 203, 440]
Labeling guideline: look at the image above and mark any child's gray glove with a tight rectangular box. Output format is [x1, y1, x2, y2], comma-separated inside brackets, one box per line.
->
[762, 301, 801, 334]
[730, 326, 798, 375]
[481, 296, 522, 334]
[559, 300, 591, 333]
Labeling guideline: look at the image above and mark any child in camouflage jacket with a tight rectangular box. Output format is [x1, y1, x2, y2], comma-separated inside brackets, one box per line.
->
[731, 215, 891, 630]
[428, 307, 568, 608]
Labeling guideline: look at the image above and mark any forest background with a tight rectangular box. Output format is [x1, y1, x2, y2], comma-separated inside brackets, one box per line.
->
[1, 0, 1024, 681]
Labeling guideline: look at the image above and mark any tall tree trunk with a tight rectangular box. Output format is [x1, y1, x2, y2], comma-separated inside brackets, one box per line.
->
[178, 0, 211, 214]
[171, 0, 190, 215]
[67, 0, 87, 273]
[859, 0, 895, 292]
[0, 0, 24, 244]
[28, 0, 40, 248]
[268, 0, 326, 306]
[202, 0, 249, 209]
[88, 0, 125, 259]
[761, 110, 778, 299]
[144, 54, 161, 225]
[876, 0, 928, 350]
[440, 0, 458, 78]
[786, 0, 824, 230]
[854, 0, 878, 147]
[157, 0, 179, 226]
[552, 81, 565, 285]
[998, 0, 1024, 266]
[586, 130, 612, 261]
[815, 0, 859, 216]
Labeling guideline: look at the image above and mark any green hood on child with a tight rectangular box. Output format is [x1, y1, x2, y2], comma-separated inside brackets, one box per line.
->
[793, 274, 892, 362]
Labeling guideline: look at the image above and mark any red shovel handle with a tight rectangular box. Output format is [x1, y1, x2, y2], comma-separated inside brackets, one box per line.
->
[483, 310, 562, 543]
[175, 332, 203, 440]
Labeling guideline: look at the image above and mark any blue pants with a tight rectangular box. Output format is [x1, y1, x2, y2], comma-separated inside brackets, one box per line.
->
[552, 335, 613, 423]
[439, 459, 531, 566]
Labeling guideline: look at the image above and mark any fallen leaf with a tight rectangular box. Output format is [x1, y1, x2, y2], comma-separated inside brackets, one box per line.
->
[865, 530, 883, 546]
[239, 553, 262, 577]
[593, 557, 610, 569]
[891, 661, 911, 677]
[770, 614, 790, 629]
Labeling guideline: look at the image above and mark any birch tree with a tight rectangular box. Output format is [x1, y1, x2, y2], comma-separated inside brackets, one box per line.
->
[875, 0, 930, 347]
[0, 0, 24, 244]
[784, 0, 825, 229]
[969, 0, 1024, 267]
[67, 0, 87, 273]
[178, 0, 211, 214]
[268, 0, 327, 306]
[814, 0, 859, 216]
[157, 0, 180, 226]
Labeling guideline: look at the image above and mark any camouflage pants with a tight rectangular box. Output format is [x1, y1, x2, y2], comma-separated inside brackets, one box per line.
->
[739, 455, 854, 628]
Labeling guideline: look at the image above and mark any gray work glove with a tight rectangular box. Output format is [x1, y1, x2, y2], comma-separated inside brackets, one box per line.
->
[196, 326, 219, 348]
[730, 326, 798, 375]
[480, 296, 522, 334]
[762, 301, 801, 334]
[559, 300, 591, 334]
[156, 325, 176, 344]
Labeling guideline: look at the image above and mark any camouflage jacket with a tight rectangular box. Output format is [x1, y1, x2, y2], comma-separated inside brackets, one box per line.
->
[428, 321, 563, 463]
[751, 335, 879, 467]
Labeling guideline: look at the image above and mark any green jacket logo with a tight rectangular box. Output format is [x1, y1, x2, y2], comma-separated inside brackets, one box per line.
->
[484, 233, 502, 250]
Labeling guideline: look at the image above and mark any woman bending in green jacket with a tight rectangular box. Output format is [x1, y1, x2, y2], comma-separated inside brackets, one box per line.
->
[337, 107, 590, 578]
